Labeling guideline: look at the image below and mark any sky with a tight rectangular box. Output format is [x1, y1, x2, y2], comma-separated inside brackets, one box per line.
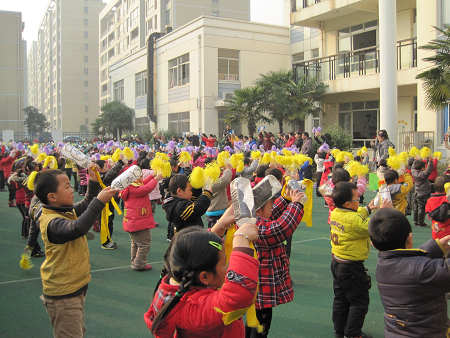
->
[1, 0, 284, 53]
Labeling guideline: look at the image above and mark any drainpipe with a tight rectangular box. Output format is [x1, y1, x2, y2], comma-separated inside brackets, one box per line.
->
[198, 34, 201, 134]
[17, 15, 21, 134]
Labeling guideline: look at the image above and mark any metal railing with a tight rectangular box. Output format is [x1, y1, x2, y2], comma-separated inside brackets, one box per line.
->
[291, 0, 321, 12]
[398, 131, 434, 153]
[293, 38, 417, 82]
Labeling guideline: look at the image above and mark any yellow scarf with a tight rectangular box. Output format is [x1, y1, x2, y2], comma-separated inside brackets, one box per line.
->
[281, 178, 314, 227]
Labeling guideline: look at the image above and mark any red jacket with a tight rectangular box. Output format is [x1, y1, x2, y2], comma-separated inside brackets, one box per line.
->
[144, 250, 259, 338]
[14, 181, 25, 204]
[202, 136, 216, 148]
[120, 175, 158, 232]
[285, 137, 295, 148]
[426, 193, 450, 240]
[320, 161, 334, 185]
[1, 152, 16, 178]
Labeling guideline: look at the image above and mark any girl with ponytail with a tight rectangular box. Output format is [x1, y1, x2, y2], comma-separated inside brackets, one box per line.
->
[144, 208, 259, 338]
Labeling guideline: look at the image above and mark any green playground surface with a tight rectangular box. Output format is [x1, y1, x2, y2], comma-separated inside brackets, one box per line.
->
[0, 189, 437, 338]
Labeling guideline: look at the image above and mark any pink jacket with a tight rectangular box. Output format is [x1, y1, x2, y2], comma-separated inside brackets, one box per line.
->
[120, 175, 158, 232]
[142, 169, 162, 201]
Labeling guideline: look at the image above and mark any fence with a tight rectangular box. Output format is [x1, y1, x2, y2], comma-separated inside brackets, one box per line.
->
[398, 131, 434, 153]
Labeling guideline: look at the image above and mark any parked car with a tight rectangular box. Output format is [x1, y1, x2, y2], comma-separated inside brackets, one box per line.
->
[62, 136, 83, 142]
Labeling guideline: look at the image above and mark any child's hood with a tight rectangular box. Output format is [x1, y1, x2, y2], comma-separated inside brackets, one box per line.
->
[387, 183, 402, 197]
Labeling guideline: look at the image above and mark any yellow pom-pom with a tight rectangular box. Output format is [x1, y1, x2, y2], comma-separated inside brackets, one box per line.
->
[343, 151, 353, 161]
[162, 162, 172, 178]
[357, 150, 362, 157]
[330, 149, 341, 157]
[151, 157, 163, 173]
[217, 151, 230, 167]
[292, 154, 311, 168]
[100, 155, 110, 161]
[433, 151, 442, 160]
[230, 154, 239, 169]
[251, 151, 261, 160]
[204, 161, 221, 183]
[276, 155, 293, 167]
[260, 152, 271, 165]
[387, 156, 401, 170]
[20, 252, 33, 270]
[236, 161, 244, 173]
[36, 153, 47, 163]
[361, 146, 368, 153]
[156, 152, 169, 162]
[282, 149, 292, 157]
[179, 151, 191, 163]
[43, 156, 57, 169]
[112, 149, 122, 163]
[189, 167, 205, 189]
[445, 182, 450, 195]
[420, 147, 431, 159]
[347, 161, 369, 177]
[123, 147, 134, 160]
[409, 146, 420, 158]
[30, 144, 40, 155]
[26, 171, 38, 191]
[398, 152, 409, 164]
[336, 152, 345, 163]
[388, 147, 396, 157]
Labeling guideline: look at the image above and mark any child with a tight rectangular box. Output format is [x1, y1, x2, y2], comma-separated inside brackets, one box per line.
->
[377, 159, 388, 184]
[77, 164, 88, 196]
[205, 163, 233, 228]
[384, 169, 413, 214]
[9, 161, 28, 238]
[253, 165, 269, 186]
[368, 208, 450, 338]
[239, 157, 259, 180]
[34, 165, 118, 338]
[140, 158, 162, 227]
[247, 183, 306, 337]
[411, 158, 433, 227]
[405, 157, 415, 216]
[426, 175, 450, 240]
[329, 181, 390, 338]
[314, 151, 327, 197]
[163, 174, 212, 233]
[120, 170, 163, 271]
[145, 218, 259, 338]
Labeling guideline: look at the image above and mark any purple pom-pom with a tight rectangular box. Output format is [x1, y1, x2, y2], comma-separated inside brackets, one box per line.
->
[271, 145, 277, 151]
[12, 142, 17, 148]
[259, 145, 264, 150]
[224, 146, 232, 153]
[194, 146, 199, 153]
[167, 141, 176, 151]
[115, 142, 120, 148]
[138, 144, 145, 150]
[43, 146, 52, 155]
[58, 142, 64, 148]
[132, 149, 139, 159]
[317, 126, 322, 132]
[119, 145, 124, 150]
[252, 144, 257, 150]
[318, 142, 330, 153]
[106, 140, 115, 148]
[97, 143, 105, 150]
[176, 148, 181, 154]
[144, 145, 149, 152]
[312, 127, 316, 134]
[17, 142, 25, 151]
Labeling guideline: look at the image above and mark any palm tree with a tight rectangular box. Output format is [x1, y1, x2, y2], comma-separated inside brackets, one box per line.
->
[225, 86, 272, 137]
[99, 101, 135, 138]
[416, 26, 450, 110]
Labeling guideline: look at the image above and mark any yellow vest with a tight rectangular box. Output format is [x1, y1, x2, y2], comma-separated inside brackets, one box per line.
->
[40, 208, 91, 296]
[330, 207, 371, 261]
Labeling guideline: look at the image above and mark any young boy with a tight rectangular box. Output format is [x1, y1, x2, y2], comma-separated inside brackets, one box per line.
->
[426, 175, 450, 240]
[162, 174, 212, 233]
[411, 158, 433, 227]
[246, 179, 306, 338]
[34, 165, 118, 338]
[329, 181, 389, 338]
[384, 169, 413, 214]
[368, 208, 450, 338]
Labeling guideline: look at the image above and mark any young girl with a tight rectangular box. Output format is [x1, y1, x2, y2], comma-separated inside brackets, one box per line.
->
[145, 216, 259, 338]
[120, 170, 163, 271]
[77, 164, 88, 196]
[139, 158, 162, 227]
[9, 161, 28, 238]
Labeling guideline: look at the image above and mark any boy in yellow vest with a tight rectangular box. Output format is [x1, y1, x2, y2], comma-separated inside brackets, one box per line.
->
[34, 164, 118, 338]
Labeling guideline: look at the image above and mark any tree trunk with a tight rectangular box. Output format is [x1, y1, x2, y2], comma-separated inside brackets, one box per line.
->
[278, 119, 283, 134]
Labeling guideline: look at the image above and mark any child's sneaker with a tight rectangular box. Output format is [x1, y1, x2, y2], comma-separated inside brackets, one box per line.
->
[334, 332, 344, 338]
[133, 263, 152, 271]
[345, 333, 373, 338]
[101, 242, 118, 249]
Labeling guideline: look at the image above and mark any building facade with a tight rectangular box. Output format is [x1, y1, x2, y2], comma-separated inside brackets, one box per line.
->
[28, 0, 105, 133]
[288, 0, 449, 154]
[0, 11, 27, 134]
[109, 16, 291, 136]
[99, 0, 250, 132]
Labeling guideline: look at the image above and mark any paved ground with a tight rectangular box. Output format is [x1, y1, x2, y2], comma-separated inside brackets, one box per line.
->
[0, 188, 437, 337]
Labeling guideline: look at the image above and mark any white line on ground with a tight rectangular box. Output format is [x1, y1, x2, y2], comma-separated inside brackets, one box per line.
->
[292, 237, 329, 244]
[0, 260, 165, 285]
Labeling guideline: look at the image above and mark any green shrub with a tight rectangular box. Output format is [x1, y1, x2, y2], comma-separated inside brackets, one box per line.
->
[437, 157, 450, 176]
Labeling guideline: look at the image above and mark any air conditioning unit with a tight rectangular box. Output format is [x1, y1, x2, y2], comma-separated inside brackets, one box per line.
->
[223, 92, 234, 100]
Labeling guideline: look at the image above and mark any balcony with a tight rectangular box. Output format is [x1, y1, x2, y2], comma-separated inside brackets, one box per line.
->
[293, 38, 416, 89]
[291, 0, 378, 28]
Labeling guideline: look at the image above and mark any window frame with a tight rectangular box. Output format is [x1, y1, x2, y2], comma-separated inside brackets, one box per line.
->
[168, 53, 190, 89]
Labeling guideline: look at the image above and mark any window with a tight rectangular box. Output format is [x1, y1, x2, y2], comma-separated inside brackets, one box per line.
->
[84, 19, 88, 26]
[130, 8, 139, 26]
[168, 112, 190, 133]
[131, 47, 138, 53]
[101, 83, 108, 96]
[84, 31, 88, 38]
[146, 15, 157, 34]
[166, 9, 171, 25]
[218, 49, 239, 81]
[212, 11, 218, 17]
[101, 53, 107, 65]
[130, 27, 139, 44]
[168, 53, 190, 88]
[135, 71, 147, 97]
[338, 20, 377, 53]
[213, 0, 218, 2]
[101, 68, 108, 82]
[84, 68, 89, 75]
[123, 18, 129, 33]
[113, 79, 124, 101]
[84, 6, 88, 13]
[84, 43, 88, 50]
[85, 118, 89, 125]
[123, 36, 129, 48]
[84, 93, 89, 100]
[311, 48, 319, 58]
[293, 52, 304, 63]
[84, 55, 89, 62]
[85, 105, 89, 113]
[84, 80, 89, 87]
[146, 0, 155, 16]
[123, 0, 128, 14]
[101, 98, 108, 106]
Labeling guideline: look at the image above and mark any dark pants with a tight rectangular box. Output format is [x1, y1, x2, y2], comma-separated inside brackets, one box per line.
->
[72, 172, 79, 192]
[17, 204, 29, 238]
[304, 165, 312, 180]
[0, 170, 5, 189]
[28, 219, 42, 254]
[245, 307, 273, 337]
[65, 168, 72, 181]
[7, 181, 15, 202]
[316, 172, 323, 197]
[406, 184, 415, 216]
[167, 222, 175, 240]
[207, 215, 221, 229]
[331, 260, 371, 337]
[413, 194, 429, 225]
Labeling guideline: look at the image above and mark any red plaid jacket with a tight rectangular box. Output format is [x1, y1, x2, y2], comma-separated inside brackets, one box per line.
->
[254, 197, 304, 309]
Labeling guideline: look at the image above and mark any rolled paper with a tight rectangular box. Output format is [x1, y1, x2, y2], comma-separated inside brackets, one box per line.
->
[287, 179, 304, 193]
[374, 184, 392, 207]
[230, 177, 257, 226]
[110, 165, 142, 190]
[253, 175, 282, 211]
[61, 143, 90, 168]
[318, 183, 333, 197]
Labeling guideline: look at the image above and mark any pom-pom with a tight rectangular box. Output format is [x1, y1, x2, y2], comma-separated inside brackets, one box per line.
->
[276, 155, 293, 167]
[236, 161, 244, 173]
[357, 150, 362, 157]
[100, 155, 111, 161]
[27, 171, 38, 191]
[58, 142, 64, 148]
[179, 151, 192, 163]
[388, 147, 396, 157]
[271, 145, 277, 152]
[17, 142, 25, 151]
[229, 153, 244, 169]
[398, 152, 409, 164]
[217, 151, 229, 167]
[318, 143, 329, 153]
[97, 143, 105, 150]
[132, 149, 139, 159]
[409, 146, 420, 158]
[43, 146, 52, 155]
[189, 167, 205, 189]
[224, 146, 233, 153]
[204, 161, 221, 186]
[137, 144, 145, 150]
[251, 144, 257, 150]
[43, 156, 58, 169]
[162, 162, 172, 178]
[112, 149, 122, 162]
[317, 126, 322, 132]
[251, 151, 261, 160]
[36, 153, 47, 163]
[20, 252, 33, 270]
[433, 151, 442, 160]
[260, 152, 271, 165]
[312, 127, 316, 134]
[234, 141, 243, 152]
[420, 147, 431, 159]
[151, 157, 164, 173]
[335, 152, 346, 163]
[123, 147, 134, 161]
[166, 141, 176, 151]
[330, 148, 341, 158]
[346, 161, 369, 177]
[106, 140, 115, 149]
[387, 156, 401, 170]
[156, 152, 169, 162]
[282, 149, 292, 157]
[30, 144, 40, 155]
[445, 182, 450, 195]
[91, 153, 101, 161]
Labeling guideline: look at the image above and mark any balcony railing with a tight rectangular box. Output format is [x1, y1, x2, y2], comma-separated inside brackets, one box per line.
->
[291, 0, 321, 12]
[293, 38, 417, 82]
